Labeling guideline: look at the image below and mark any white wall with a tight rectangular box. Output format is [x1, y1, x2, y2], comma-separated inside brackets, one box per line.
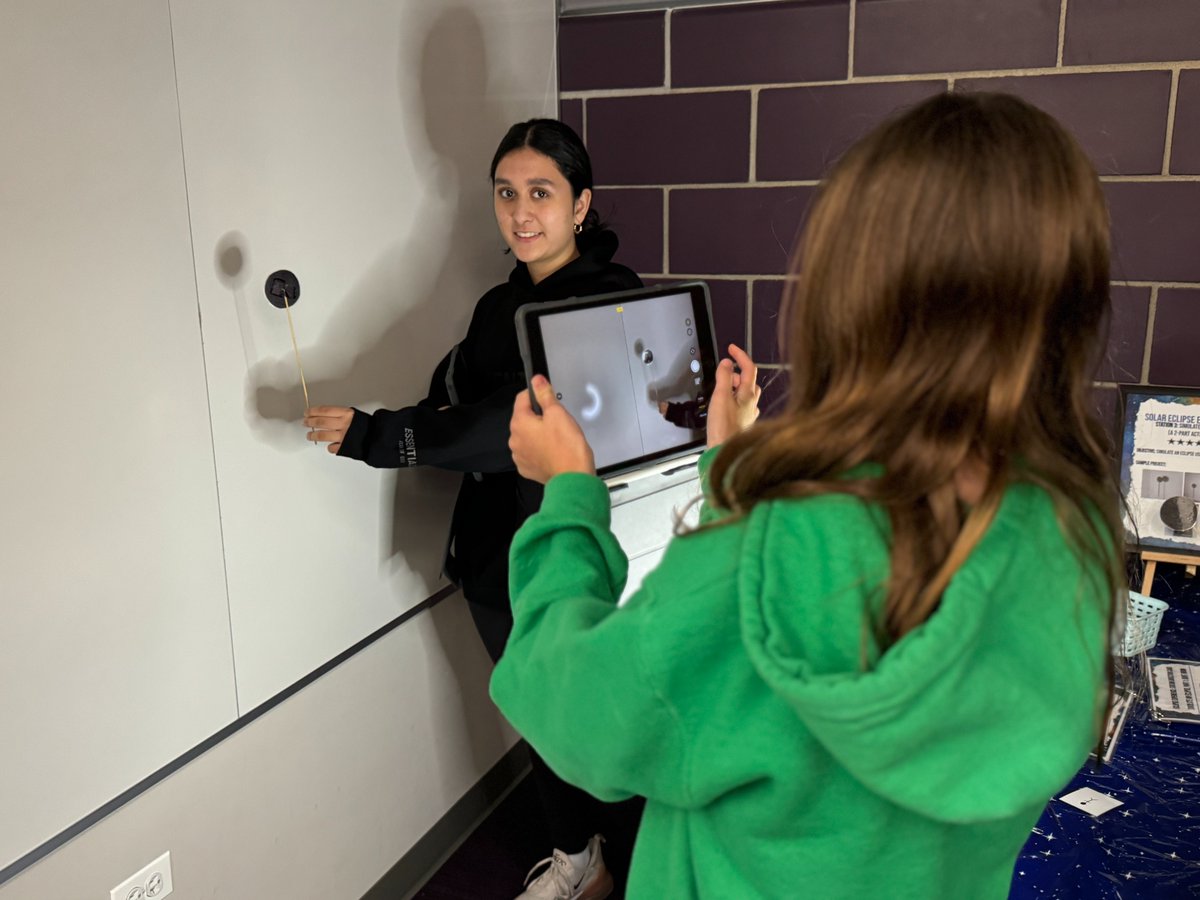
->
[0, 0, 552, 892]
[0, 0, 237, 872]
[171, 0, 554, 711]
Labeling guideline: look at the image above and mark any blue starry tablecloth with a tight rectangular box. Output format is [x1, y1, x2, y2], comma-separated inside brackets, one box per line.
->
[1011, 572, 1200, 899]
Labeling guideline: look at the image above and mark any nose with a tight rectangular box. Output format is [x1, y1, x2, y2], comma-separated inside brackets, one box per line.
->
[513, 198, 534, 224]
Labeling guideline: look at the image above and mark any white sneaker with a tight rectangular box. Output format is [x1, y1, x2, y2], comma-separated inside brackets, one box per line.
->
[515, 834, 613, 900]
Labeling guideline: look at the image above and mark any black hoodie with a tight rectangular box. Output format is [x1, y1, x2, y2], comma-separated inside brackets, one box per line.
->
[337, 229, 642, 608]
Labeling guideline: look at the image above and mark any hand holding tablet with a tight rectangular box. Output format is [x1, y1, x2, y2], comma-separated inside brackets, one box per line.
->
[706, 345, 761, 448]
[515, 282, 722, 477]
[510, 342, 762, 484]
[509, 376, 597, 484]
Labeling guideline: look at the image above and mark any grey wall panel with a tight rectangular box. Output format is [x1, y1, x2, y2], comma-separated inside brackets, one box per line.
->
[0, 0, 555, 881]
[0, 0, 237, 873]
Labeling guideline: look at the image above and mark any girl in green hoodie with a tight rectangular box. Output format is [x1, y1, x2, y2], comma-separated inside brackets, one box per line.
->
[495, 92, 1124, 900]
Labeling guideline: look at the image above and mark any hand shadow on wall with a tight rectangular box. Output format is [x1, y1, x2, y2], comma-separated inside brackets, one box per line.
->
[642, 340, 702, 405]
[241, 6, 511, 589]
[236, 6, 520, 772]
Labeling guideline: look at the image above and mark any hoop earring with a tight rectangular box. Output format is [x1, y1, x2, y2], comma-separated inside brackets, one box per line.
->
[573, 222, 583, 234]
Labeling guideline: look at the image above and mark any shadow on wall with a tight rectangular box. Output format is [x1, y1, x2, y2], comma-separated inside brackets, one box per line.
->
[227, 4, 512, 575]
[212, 6, 519, 766]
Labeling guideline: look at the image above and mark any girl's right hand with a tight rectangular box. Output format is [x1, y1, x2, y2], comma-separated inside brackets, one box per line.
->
[304, 406, 354, 454]
[705, 344, 760, 448]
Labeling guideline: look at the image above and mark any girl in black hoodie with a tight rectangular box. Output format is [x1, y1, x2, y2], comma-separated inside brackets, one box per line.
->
[305, 119, 640, 899]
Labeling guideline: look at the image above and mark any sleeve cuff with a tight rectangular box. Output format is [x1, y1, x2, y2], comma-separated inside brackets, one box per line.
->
[540, 472, 612, 529]
[336, 408, 372, 460]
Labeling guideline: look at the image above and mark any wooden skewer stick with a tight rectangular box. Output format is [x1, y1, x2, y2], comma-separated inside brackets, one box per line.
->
[282, 292, 310, 411]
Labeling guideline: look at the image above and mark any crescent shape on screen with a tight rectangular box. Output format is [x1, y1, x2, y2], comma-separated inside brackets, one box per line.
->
[581, 383, 602, 421]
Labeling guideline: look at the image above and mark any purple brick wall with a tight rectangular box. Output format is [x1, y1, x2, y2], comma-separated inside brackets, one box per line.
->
[559, 0, 1200, 404]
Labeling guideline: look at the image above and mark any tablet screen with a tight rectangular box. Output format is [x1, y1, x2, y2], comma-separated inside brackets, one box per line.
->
[518, 282, 717, 476]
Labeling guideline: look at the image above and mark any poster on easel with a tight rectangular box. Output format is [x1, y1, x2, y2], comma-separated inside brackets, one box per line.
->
[1119, 385, 1200, 553]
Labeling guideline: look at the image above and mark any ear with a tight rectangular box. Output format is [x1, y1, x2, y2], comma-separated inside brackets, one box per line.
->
[574, 188, 592, 226]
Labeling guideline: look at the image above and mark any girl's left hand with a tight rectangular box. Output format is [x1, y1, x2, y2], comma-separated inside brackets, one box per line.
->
[705, 344, 761, 448]
[509, 376, 596, 483]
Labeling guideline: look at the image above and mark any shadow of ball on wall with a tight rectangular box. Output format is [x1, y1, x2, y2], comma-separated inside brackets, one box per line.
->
[1160, 496, 1199, 534]
[214, 230, 250, 290]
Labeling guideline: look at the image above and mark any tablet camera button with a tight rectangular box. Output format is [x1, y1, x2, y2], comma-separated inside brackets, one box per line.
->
[685, 318, 691, 326]
[690, 359, 701, 373]
[687, 328, 693, 336]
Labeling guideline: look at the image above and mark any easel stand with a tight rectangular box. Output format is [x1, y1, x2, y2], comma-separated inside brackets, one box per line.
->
[1139, 549, 1200, 596]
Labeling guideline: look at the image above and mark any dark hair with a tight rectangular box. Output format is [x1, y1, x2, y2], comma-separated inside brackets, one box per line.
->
[489, 118, 601, 232]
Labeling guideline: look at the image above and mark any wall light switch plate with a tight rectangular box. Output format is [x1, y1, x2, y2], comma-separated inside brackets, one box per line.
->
[110, 851, 173, 900]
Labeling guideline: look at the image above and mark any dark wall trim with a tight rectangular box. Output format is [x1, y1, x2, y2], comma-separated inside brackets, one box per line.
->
[0, 584, 460, 888]
[363, 741, 531, 900]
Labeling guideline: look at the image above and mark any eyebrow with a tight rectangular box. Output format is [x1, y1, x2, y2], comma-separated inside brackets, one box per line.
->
[494, 177, 556, 187]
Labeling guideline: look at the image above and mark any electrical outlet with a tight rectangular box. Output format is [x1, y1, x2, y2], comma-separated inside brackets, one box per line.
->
[109, 851, 173, 900]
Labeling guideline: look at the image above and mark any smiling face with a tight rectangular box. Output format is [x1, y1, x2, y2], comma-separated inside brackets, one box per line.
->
[493, 146, 591, 284]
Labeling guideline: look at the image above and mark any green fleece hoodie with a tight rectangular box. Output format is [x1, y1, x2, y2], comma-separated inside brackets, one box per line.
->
[490, 448, 1108, 899]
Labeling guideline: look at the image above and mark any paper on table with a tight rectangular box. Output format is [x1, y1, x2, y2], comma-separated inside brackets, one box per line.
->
[1059, 787, 1124, 817]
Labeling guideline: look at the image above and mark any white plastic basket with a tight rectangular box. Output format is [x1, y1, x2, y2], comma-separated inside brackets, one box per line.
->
[1117, 591, 1168, 657]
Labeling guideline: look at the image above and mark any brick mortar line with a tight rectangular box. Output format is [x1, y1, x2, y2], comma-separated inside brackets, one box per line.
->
[681, 276, 793, 284]
[1141, 286, 1159, 383]
[1113, 281, 1200, 288]
[561, 60, 1200, 99]
[748, 88, 760, 182]
[1057, 0, 1069, 68]
[848, 0, 856, 80]
[639, 275, 1200, 288]
[746, 277, 755, 358]
[1098, 175, 1200, 182]
[1164, 68, 1181, 176]
[599, 177, 1199, 190]
[743, 280, 753, 356]
[662, 186, 670, 273]
[638, 272, 766, 281]
[598, 181, 819, 189]
[664, 8, 672, 89]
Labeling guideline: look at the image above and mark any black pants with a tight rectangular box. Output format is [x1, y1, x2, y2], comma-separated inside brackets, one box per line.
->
[467, 598, 644, 880]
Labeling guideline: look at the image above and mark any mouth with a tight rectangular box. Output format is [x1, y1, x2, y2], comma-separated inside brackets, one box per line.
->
[514, 231, 541, 242]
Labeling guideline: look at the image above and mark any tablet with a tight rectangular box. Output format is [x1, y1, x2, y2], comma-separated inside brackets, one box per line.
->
[516, 281, 718, 477]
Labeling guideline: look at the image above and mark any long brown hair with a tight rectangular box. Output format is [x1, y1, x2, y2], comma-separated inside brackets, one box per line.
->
[709, 92, 1123, 657]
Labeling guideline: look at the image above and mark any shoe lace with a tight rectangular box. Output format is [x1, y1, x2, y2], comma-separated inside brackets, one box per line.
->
[523, 855, 574, 899]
